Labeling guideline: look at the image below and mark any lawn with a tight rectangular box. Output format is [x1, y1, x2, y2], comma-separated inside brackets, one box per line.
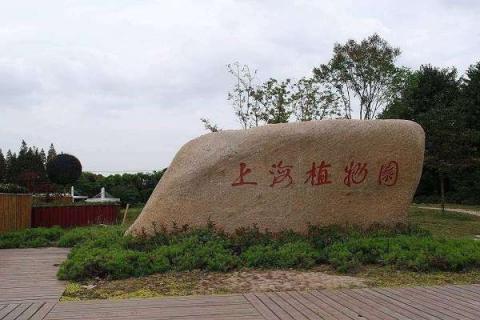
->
[2, 205, 480, 300]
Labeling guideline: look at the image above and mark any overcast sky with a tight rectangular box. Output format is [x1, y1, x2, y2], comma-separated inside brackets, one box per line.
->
[1, 0, 479, 174]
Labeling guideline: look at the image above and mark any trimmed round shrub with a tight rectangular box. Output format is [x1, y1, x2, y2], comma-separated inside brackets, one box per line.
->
[46, 154, 82, 186]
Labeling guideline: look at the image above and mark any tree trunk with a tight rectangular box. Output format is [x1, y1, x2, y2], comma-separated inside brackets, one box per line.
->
[439, 173, 445, 214]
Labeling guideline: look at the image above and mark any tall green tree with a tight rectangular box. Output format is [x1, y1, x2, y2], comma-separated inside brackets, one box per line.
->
[381, 65, 472, 209]
[315, 33, 407, 119]
[459, 62, 480, 156]
[47, 143, 57, 163]
[253, 78, 293, 124]
[0, 149, 5, 182]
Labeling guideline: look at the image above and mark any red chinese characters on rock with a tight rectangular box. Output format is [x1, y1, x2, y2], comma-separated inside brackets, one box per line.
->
[231, 160, 399, 187]
[378, 160, 399, 186]
[304, 161, 332, 186]
[231, 162, 258, 186]
[269, 160, 294, 187]
[344, 161, 368, 187]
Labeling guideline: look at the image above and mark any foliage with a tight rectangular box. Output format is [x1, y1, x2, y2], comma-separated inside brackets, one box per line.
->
[326, 236, 480, 273]
[4, 209, 480, 280]
[47, 153, 83, 186]
[0, 149, 5, 182]
[381, 64, 480, 205]
[0, 183, 29, 194]
[73, 170, 165, 205]
[241, 241, 319, 268]
[1, 141, 53, 192]
[315, 33, 406, 119]
[0, 226, 64, 248]
[200, 118, 221, 132]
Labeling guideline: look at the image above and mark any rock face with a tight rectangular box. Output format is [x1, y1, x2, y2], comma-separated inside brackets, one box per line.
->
[126, 120, 425, 236]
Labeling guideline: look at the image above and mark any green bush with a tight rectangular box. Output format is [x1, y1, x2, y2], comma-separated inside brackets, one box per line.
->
[58, 245, 154, 280]
[57, 225, 124, 247]
[326, 236, 480, 273]
[4, 221, 480, 281]
[0, 183, 29, 194]
[0, 226, 63, 248]
[242, 241, 318, 268]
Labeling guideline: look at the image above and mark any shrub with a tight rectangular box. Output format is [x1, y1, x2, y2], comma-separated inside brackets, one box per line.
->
[326, 236, 480, 273]
[241, 241, 318, 268]
[58, 245, 154, 280]
[57, 225, 124, 248]
[0, 183, 29, 194]
[47, 153, 82, 186]
[0, 226, 63, 248]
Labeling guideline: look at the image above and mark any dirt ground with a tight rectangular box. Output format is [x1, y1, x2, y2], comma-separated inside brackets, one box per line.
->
[63, 267, 366, 300]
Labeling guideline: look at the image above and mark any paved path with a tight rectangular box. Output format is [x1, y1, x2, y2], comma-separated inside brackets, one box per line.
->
[2, 248, 480, 319]
[0, 248, 69, 319]
[416, 205, 480, 217]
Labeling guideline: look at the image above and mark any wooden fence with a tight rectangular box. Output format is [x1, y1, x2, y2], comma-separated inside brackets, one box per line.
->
[0, 193, 33, 233]
[32, 204, 119, 228]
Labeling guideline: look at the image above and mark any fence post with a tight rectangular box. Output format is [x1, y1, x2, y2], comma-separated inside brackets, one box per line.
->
[122, 203, 130, 225]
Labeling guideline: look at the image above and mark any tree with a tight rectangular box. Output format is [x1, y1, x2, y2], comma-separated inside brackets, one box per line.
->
[380, 65, 471, 210]
[459, 62, 480, 156]
[0, 149, 5, 182]
[315, 33, 406, 119]
[200, 118, 221, 132]
[291, 76, 341, 121]
[5, 150, 16, 183]
[253, 78, 293, 124]
[47, 154, 82, 187]
[227, 62, 264, 129]
[47, 144, 57, 163]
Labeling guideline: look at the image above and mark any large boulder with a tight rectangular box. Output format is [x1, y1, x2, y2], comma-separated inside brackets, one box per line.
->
[127, 120, 424, 236]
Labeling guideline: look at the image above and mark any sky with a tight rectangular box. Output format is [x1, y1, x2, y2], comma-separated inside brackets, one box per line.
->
[0, 0, 479, 174]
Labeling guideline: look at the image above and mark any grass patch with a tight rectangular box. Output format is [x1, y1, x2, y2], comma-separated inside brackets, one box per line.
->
[0, 226, 64, 248]
[408, 206, 480, 238]
[359, 265, 480, 287]
[3, 205, 480, 284]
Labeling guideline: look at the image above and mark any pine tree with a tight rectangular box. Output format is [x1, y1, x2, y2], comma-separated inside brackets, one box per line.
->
[47, 144, 57, 163]
[0, 149, 6, 182]
[5, 150, 17, 183]
[39, 149, 46, 167]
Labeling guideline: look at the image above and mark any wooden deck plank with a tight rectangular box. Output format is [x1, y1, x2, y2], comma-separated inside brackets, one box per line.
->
[254, 293, 295, 320]
[378, 288, 462, 320]
[29, 303, 57, 320]
[309, 290, 360, 319]
[439, 286, 480, 306]
[399, 287, 477, 320]
[0, 248, 69, 305]
[0, 305, 19, 319]
[357, 288, 437, 320]
[2, 303, 31, 320]
[340, 289, 411, 320]
[275, 292, 322, 320]
[264, 292, 310, 320]
[286, 291, 338, 320]
[244, 293, 280, 320]
[418, 287, 480, 312]
[319, 290, 390, 320]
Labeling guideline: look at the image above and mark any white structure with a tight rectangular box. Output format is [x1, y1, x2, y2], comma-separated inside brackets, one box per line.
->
[70, 186, 88, 202]
[85, 187, 120, 203]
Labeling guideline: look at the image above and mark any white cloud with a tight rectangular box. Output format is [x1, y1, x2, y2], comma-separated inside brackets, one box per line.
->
[0, 0, 479, 172]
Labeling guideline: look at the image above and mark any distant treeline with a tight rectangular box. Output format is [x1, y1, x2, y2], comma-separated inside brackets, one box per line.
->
[0, 141, 165, 206]
[380, 64, 480, 204]
[73, 170, 166, 206]
[0, 141, 58, 192]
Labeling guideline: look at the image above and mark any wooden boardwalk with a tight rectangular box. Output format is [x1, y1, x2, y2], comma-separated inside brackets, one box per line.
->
[0, 248, 69, 320]
[2, 248, 480, 319]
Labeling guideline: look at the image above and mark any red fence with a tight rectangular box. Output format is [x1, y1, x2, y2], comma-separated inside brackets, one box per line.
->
[32, 204, 120, 228]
